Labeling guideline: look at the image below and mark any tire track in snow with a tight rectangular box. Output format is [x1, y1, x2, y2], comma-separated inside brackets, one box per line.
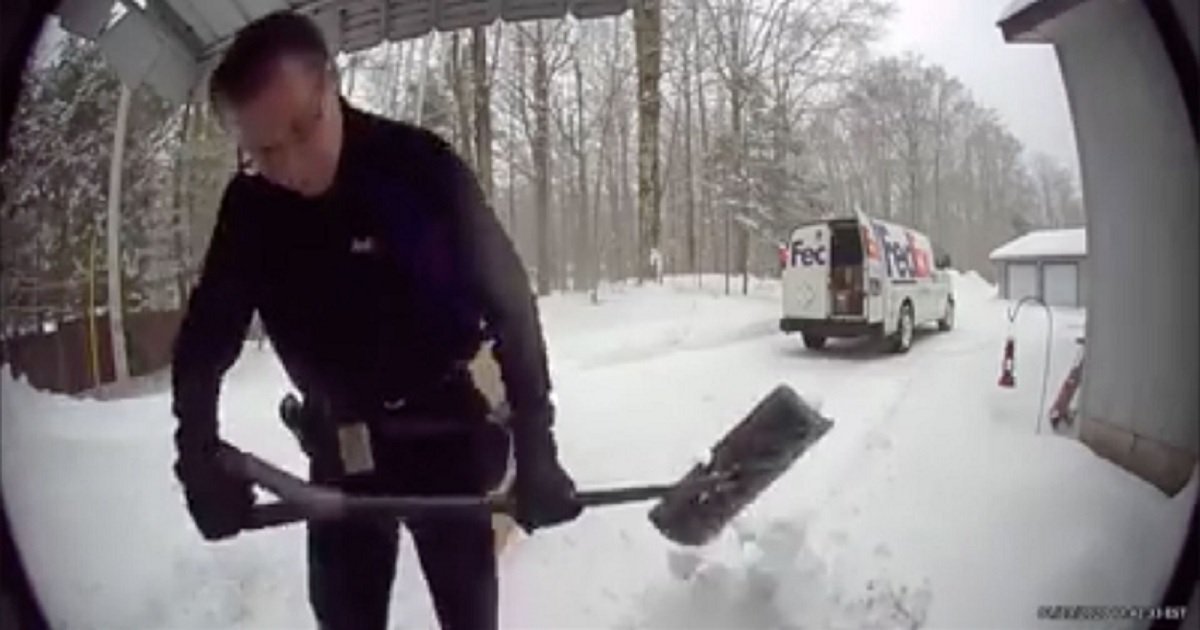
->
[800, 328, 999, 530]
[789, 326, 1004, 629]
[749, 336, 965, 629]
[770, 335, 940, 516]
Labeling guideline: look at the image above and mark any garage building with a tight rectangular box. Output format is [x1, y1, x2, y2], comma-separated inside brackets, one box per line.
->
[989, 228, 1086, 308]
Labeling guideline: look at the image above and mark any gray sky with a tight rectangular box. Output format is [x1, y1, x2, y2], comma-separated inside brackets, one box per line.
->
[877, 0, 1081, 182]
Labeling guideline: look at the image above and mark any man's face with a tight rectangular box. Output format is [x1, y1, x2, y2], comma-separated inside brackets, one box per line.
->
[224, 56, 343, 198]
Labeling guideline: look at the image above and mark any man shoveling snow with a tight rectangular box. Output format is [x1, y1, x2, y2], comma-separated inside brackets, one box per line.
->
[170, 12, 581, 629]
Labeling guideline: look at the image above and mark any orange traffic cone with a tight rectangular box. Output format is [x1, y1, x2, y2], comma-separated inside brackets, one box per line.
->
[998, 337, 1016, 388]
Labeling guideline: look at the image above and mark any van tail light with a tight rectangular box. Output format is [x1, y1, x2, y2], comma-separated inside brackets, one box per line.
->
[778, 245, 788, 268]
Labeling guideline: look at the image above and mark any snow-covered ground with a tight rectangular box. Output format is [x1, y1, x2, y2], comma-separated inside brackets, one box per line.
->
[2, 271, 1195, 629]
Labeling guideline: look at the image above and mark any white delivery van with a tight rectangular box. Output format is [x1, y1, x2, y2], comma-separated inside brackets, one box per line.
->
[780, 213, 954, 352]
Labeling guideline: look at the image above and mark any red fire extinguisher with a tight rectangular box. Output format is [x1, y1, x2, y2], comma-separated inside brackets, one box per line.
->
[1048, 338, 1085, 430]
[998, 336, 1016, 388]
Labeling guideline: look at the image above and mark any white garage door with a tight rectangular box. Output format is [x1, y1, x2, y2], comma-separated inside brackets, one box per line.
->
[1043, 262, 1080, 307]
[1007, 263, 1039, 301]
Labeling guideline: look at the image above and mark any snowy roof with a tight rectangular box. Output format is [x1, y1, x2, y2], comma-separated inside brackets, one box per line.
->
[57, 0, 630, 103]
[999, 0, 1040, 22]
[989, 228, 1086, 261]
[997, 0, 1081, 43]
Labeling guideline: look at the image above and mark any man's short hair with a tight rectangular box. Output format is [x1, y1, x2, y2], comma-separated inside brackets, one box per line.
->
[208, 11, 331, 110]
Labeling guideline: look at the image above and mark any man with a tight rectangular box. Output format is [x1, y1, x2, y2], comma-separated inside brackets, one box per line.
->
[170, 11, 581, 630]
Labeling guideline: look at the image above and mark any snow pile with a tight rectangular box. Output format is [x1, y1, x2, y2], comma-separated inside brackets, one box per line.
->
[2, 277, 1195, 629]
[1, 350, 312, 630]
[540, 278, 781, 374]
[947, 269, 997, 304]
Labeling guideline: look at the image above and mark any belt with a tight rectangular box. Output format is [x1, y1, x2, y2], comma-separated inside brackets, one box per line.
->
[374, 359, 473, 414]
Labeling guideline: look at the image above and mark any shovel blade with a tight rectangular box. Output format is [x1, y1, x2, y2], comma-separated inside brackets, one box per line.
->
[648, 385, 832, 546]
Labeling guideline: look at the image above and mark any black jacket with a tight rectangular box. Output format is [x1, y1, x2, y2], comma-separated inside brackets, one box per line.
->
[171, 105, 553, 453]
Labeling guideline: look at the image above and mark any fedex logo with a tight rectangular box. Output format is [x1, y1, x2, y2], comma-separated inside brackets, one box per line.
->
[907, 231, 930, 278]
[871, 223, 897, 276]
[790, 242, 826, 267]
[884, 239, 914, 278]
[870, 222, 929, 280]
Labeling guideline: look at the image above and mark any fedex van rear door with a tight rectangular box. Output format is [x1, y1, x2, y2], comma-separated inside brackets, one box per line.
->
[783, 223, 830, 320]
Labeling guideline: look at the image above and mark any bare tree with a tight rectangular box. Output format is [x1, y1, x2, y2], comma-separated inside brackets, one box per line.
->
[634, 0, 664, 283]
[445, 33, 475, 163]
[502, 22, 572, 294]
[811, 54, 1071, 277]
[533, 24, 553, 294]
[695, 0, 890, 292]
[682, 5, 698, 278]
[473, 26, 494, 201]
[1032, 152, 1083, 228]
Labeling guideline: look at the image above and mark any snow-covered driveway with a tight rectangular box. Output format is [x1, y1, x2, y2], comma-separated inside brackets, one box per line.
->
[2, 272, 1194, 629]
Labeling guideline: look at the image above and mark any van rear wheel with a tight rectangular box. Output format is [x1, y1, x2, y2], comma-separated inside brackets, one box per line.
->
[802, 332, 827, 350]
[890, 302, 914, 354]
[938, 298, 955, 332]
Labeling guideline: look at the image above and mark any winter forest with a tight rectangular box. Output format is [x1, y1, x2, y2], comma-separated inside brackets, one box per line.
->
[0, 0, 1085, 331]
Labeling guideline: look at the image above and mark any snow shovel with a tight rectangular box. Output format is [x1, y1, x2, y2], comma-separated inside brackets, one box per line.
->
[219, 384, 832, 546]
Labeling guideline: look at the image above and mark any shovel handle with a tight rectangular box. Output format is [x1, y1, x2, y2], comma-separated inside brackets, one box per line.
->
[576, 484, 676, 506]
[224, 449, 725, 531]
[221, 449, 506, 529]
[243, 486, 688, 530]
[245, 495, 505, 530]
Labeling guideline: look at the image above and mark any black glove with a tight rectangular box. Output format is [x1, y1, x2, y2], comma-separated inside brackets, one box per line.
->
[510, 417, 582, 532]
[280, 392, 323, 458]
[173, 440, 255, 541]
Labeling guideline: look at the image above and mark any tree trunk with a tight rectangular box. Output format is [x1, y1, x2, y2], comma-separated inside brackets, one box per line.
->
[618, 104, 632, 281]
[682, 8, 696, 277]
[415, 34, 434, 125]
[344, 53, 361, 100]
[533, 22, 552, 295]
[633, 0, 663, 284]
[608, 128, 621, 284]
[554, 156, 567, 291]
[724, 198, 732, 295]
[907, 130, 920, 227]
[591, 152, 602, 303]
[472, 26, 494, 201]
[384, 42, 400, 118]
[727, 63, 744, 296]
[106, 85, 131, 382]
[507, 106, 517, 233]
[448, 33, 474, 163]
[695, 5, 711, 281]
[739, 231, 749, 294]
[574, 56, 592, 296]
[399, 40, 416, 117]
[663, 99, 683, 277]
[933, 84, 945, 244]
[172, 103, 193, 306]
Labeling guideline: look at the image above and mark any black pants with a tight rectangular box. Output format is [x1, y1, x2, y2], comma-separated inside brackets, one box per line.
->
[304, 388, 502, 630]
[307, 511, 496, 630]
